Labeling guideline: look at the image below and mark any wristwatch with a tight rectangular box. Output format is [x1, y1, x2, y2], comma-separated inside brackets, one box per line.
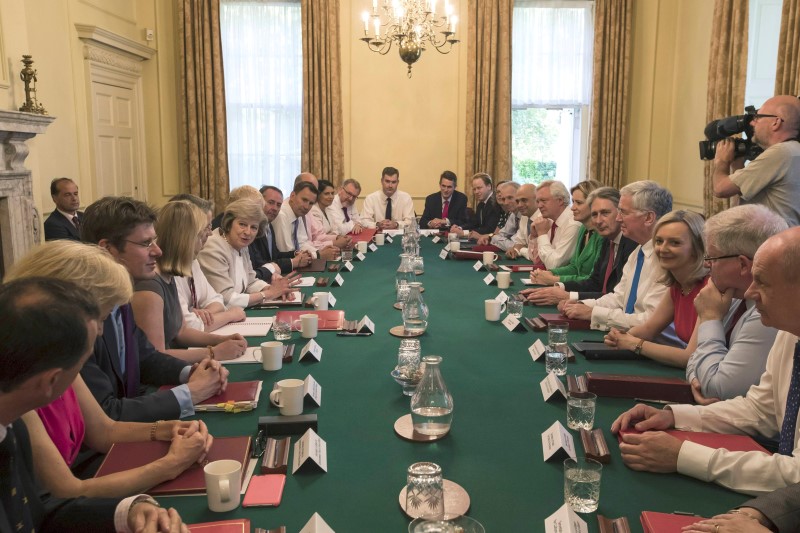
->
[634, 339, 645, 356]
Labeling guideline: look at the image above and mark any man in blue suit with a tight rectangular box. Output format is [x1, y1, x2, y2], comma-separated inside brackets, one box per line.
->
[419, 171, 469, 229]
[43, 178, 83, 241]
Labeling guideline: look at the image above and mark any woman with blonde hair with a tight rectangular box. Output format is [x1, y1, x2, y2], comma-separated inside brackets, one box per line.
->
[5, 240, 212, 498]
[604, 210, 710, 367]
[131, 201, 248, 363]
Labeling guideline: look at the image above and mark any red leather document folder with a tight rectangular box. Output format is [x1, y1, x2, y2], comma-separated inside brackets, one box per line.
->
[274, 310, 345, 331]
[450, 250, 485, 260]
[471, 245, 502, 253]
[95, 436, 251, 495]
[197, 380, 260, 406]
[585, 372, 694, 403]
[619, 428, 771, 454]
[641, 512, 706, 533]
[188, 519, 251, 533]
[539, 313, 591, 330]
[347, 228, 377, 242]
[508, 264, 543, 272]
[295, 258, 327, 272]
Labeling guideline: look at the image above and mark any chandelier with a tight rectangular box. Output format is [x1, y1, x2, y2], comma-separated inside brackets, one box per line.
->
[359, 0, 460, 78]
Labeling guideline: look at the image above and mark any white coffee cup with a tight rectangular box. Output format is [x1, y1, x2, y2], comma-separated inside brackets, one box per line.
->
[496, 271, 511, 289]
[259, 341, 283, 371]
[448, 232, 459, 242]
[204, 459, 242, 512]
[485, 299, 506, 321]
[375, 233, 385, 246]
[462, 230, 470, 238]
[357, 241, 368, 254]
[293, 313, 318, 338]
[449, 241, 461, 252]
[313, 292, 329, 311]
[269, 378, 304, 416]
[482, 251, 499, 266]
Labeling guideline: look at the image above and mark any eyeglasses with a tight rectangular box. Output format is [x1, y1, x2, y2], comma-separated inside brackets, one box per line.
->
[703, 254, 740, 263]
[752, 113, 782, 122]
[341, 188, 358, 199]
[124, 237, 158, 249]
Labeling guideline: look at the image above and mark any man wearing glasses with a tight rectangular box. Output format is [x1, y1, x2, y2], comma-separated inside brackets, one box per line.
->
[328, 178, 365, 235]
[686, 205, 786, 405]
[713, 95, 800, 226]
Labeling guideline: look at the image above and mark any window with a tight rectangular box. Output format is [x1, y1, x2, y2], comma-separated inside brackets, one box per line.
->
[220, 0, 302, 194]
[744, 0, 781, 109]
[512, 1, 594, 188]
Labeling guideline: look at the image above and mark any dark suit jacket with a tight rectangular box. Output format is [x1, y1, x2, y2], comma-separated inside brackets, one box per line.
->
[81, 304, 188, 422]
[563, 235, 638, 299]
[0, 420, 119, 533]
[463, 195, 502, 235]
[743, 484, 800, 533]
[249, 223, 295, 282]
[419, 191, 469, 229]
[43, 210, 83, 241]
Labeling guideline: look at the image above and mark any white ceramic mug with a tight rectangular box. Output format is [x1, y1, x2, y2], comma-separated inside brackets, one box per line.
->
[204, 459, 242, 512]
[496, 271, 511, 289]
[482, 251, 499, 266]
[485, 299, 506, 321]
[313, 292, 329, 311]
[462, 230, 470, 238]
[357, 241, 368, 254]
[259, 341, 283, 371]
[449, 241, 461, 252]
[375, 233, 385, 245]
[447, 232, 459, 242]
[293, 313, 318, 339]
[269, 378, 304, 416]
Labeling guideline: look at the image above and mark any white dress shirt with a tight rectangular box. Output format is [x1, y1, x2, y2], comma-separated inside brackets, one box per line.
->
[491, 212, 520, 251]
[535, 207, 582, 269]
[175, 260, 226, 331]
[580, 240, 668, 331]
[511, 209, 542, 255]
[273, 202, 317, 257]
[327, 195, 362, 234]
[671, 330, 800, 495]
[361, 189, 415, 228]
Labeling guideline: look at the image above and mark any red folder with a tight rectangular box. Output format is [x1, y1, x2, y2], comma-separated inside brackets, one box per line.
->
[508, 263, 543, 272]
[295, 258, 327, 272]
[157, 380, 260, 406]
[450, 250, 485, 260]
[539, 313, 591, 330]
[619, 428, 771, 454]
[274, 310, 345, 331]
[641, 512, 706, 533]
[94, 436, 251, 495]
[188, 519, 251, 533]
[348, 228, 377, 242]
[586, 372, 694, 403]
[471, 244, 502, 253]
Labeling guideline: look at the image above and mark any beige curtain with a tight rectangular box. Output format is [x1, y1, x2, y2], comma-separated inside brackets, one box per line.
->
[464, 0, 512, 206]
[775, 0, 800, 95]
[178, 0, 229, 213]
[587, 0, 632, 189]
[703, 0, 748, 217]
[301, 0, 344, 185]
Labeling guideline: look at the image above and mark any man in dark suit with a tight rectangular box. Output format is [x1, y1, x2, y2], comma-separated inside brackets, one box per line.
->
[419, 171, 468, 229]
[0, 278, 185, 532]
[43, 177, 83, 241]
[451, 172, 503, 237]
[81, 196, 228, 422]
[250, 185, 310, 282]
[522, 187, 636, 304]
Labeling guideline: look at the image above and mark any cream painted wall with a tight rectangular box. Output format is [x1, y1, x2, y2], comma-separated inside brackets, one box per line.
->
[626, 0, 714, 211]
[340, 0, 469, 213]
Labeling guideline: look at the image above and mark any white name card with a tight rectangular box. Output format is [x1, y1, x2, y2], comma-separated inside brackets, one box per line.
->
[439, 249, 448, 260]
[304, 374, 322, 406]
[483, 273, 496, 285]
[544, 504, 588, 533]
[386, 235, 394, 243]
[327, 293, 337, 308]
[529, 339, 547, 361]
[299, 513, 335, 533]
[356, 252, 366, 261]
[539, 373, 567, 402]
[369, 243, 378, 252]
[356, 315, 375, 334]
[431, 235, 441, 243]
[502, 314, 526, 332]
[473, 260, 483, 271]
[300, 339, 323, 362]
[542, 421, 576, 462]
[342, 261, 354, 272]
[444, 243, 451, 252]
[332, 274, 344, 287]
[292, 428, 328, 474]
[495, 291, 509, 304]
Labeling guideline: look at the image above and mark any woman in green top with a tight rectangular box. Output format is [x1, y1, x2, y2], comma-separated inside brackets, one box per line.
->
[529, 179, 604, 286]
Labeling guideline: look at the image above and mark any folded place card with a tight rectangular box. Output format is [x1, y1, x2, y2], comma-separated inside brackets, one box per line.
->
[356, 316, 375, 333]
[483, 273, 496, 285]
[439, 249, 448, 260]
[299, 513, 335, 533]
[331, 274, 344, 287]
[544, 504, 588, 533]
[529, 339, 547, 361]
[432, 235, 441, 243]
[292, 429, 328, 473]
[473, 260, 483, 271]
[540, 373, 567, 402]
[542, 420, 576, 462]
[326, 293, 337, 308]
[342, 261, 354, 272]
[386, 235, 393, 243]
[495, 291, 509, 304]
[304, 375, 322, 406]
[300, 339, 323, 362]
[502, 314, 527, 332]
[369, 243, 378, 252]
[356, 252, 366, 261]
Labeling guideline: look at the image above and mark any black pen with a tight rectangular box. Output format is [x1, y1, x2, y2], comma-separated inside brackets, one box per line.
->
[336, 332, 372, 336]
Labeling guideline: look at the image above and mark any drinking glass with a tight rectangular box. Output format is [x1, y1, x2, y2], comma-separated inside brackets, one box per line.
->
[272, 319, 292, 341]
[564, 458, 602, 513]
[341, 249, 353, 262]
[406, 462, 444, 520]
[545, 349, 567, 376]
[567, 392, 597, 430]
[507, 299, 523, 318]
[546, 320, 569, 376]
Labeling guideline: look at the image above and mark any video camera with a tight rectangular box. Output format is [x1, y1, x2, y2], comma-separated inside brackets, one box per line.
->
[699, 105, 764, 161]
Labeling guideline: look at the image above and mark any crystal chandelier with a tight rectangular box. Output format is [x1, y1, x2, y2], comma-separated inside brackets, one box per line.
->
[359, 0, 460, 78]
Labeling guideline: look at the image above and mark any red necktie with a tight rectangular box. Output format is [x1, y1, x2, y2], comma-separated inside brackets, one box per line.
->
[442, 200, 450, 219]
[601, 242, 616, 294]
[725, 300, 748, 344]
[549, 221, 558, 241]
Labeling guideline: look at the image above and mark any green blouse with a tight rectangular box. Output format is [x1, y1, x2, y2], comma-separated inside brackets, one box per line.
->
[550, 225, 603, 283]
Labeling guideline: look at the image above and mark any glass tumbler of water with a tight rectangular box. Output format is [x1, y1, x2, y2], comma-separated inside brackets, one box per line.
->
[545, 348, 568, 376]
[564, 457, 602, 513]
[341, 249, 353, 262]
[507, 299, 523, 318]
[273, 319, 292, 341]
[406, 462, 444, 520]
[567, 392, 597, 430]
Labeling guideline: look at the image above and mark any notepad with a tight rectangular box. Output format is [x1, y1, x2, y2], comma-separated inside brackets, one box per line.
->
[214, 317, 274, 337]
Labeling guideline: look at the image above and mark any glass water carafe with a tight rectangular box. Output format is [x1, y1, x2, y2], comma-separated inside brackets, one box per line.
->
[402, 282, 428, 333]
[410, 355, 453, 436]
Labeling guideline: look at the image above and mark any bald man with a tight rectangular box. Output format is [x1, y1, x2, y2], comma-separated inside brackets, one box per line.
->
[713, 95, 800, 226]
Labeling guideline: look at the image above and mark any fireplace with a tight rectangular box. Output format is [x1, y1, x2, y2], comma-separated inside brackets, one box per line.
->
[0, 109, 55, 278]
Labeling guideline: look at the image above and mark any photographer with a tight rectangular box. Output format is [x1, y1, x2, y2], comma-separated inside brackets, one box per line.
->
[713, 95, 800, 226]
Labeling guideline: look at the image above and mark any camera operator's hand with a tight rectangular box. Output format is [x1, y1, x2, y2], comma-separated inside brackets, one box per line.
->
[714, 138, 745, 170]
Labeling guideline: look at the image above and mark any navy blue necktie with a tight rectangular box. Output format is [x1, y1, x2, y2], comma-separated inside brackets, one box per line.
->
[625, 248, 645, 314]
[292, 219, 299, 250]
[385, 197, 392, 221]
[778, 342, 800, 455]
[0, 427, 35, 533]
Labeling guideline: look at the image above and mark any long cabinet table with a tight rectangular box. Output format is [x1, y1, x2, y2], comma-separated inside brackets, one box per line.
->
[160, 237, 745, 532]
